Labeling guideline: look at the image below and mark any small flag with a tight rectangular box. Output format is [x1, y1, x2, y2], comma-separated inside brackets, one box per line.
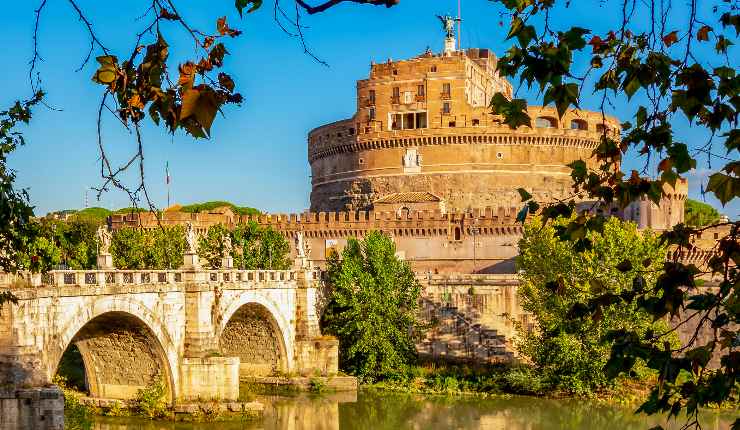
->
[166, 161, 171, 185]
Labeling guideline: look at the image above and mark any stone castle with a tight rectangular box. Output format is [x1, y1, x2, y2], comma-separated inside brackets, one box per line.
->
[110, 34, 687, 275]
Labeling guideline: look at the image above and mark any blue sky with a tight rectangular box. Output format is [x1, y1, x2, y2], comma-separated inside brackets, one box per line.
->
[2, 0, 737, 217]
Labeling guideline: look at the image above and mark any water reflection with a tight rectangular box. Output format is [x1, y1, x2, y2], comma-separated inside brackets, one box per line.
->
[89, 390, 735, 430]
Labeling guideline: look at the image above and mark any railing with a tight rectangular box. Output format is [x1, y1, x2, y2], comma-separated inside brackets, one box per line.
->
[0, 268, 323, 288]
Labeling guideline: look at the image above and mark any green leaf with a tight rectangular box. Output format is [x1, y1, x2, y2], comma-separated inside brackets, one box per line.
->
[490, 93, 532, 129]
[517, 188, 532, 202]
[724, 129, 739, 154]
[235, 0, 262, 17]
[706, 172, 739, 205]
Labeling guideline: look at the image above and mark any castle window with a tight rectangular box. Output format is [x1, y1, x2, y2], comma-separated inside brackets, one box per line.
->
[472, 119, 480, 126]
[404, 113, 415, 129]
[442, 83, 451, 97]
[449, 121, 456, 127]
[349, 128, 355, 135]
[535, 116, 557, 128]
[416, 112, 427, 129]
[393, 69, 398, 75]
[391, 111, 428, 130]
[359, 158, 365, 165]
[443, 102, 451, 114]
[570, 119, 588, 130]
[403, 91, 413, 104]
[417, 84, 425, 96]
[392, 87, 400, 104]
[431, 65, 437, 72]
[368, 90, 376, 104]
[596, 123, 607, 133]
[454, 227, 461, 241]
[714, 232, 719, 239]
[369, 107, 376, 120]
[496, 152, 504, 159]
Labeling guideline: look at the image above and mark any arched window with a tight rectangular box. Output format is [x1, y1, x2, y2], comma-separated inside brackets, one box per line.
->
[454, 227, 461, 241]
[570, 119, 588, 130]
[399, 207, 410, 218]
[535, 116, 557, 128]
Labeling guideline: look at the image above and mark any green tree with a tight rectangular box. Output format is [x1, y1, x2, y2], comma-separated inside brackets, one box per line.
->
[256, 226, 291, 270]
[110, 226, 185, 269]
[232, 221, 262, 269]
[517, 216, 669, 395]
[684, 199, 721, 227]
[111, 228, 147, 269]
[320, 231, 421, 381]
[150, 226, 186, 269]
[0, 94, 44, 276]
[198, 224, 231, 269]
[16, 236, 62, 273]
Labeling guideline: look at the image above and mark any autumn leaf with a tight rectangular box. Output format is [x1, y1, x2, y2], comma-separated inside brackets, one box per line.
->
[91, 55, 119, 86]
[218, 73, 235, 92]
[696, 25, 711, 41]
[129, 94, 145, 110]
[663, 31, 678, 47]
[180, 88, 219, 138]
[178, 62, 196, 89]
[216, 17, 241, 37]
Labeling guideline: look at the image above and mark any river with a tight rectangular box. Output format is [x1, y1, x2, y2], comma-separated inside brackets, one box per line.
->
[83, 390, 735, 430]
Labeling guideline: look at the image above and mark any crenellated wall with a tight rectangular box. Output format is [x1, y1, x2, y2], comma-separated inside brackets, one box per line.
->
[111, 206, 525, 274]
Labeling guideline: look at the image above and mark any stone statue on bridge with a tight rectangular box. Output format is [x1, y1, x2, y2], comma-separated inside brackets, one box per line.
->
[295, 232, 306, 258]
[185, 222, 198, 254]
[221, 234, 234, 269]
[96, 226, 113, 269]
[96, 226, 112, 255]
[183, 222, 201, 269]
[222, 234, 233, 257]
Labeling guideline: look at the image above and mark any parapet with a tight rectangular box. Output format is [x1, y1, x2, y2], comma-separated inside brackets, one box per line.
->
[239, 206, 521, 230]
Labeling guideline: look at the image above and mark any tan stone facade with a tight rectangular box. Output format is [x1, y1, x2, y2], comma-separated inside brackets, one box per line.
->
[107, 46, 686, 276]
[308, 48, 620, 212]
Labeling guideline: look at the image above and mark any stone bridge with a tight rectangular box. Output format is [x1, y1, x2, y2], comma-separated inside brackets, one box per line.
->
[0, 266, 338, 429]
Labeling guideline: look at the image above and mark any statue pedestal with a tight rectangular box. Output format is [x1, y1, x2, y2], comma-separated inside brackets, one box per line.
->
[97, 254, 113, 269]
[221, 256, 233, 269]
[444, 36, 456, 55]
[294, 257, 313, 271]
[183, 253, 201, 270]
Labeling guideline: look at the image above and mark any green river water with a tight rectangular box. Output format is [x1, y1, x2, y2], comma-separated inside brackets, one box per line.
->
[84, 390, 736, 430]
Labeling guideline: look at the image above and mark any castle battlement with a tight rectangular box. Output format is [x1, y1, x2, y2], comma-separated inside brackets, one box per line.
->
[110, 206, 523, 239]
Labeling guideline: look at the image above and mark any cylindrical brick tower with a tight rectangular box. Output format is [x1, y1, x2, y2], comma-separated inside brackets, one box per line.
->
[308, 48, 621, 213]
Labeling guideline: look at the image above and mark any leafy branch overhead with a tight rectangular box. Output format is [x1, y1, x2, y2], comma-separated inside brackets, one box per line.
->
[492, 0, 738, 428]
[91, 15, 244, 139]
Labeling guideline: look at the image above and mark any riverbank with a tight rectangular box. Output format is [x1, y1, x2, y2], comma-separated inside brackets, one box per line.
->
[362, 362, 654, 406]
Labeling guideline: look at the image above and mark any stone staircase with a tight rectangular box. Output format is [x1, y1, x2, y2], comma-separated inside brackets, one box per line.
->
[417, 297, 515, 363]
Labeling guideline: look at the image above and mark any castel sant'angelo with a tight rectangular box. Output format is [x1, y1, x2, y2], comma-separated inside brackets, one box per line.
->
[111, 27, 687, 275]
[112, 27, 687, 274]
[108, 24, 690, 357]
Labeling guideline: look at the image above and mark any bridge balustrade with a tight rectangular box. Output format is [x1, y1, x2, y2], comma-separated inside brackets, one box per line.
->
[0, 268, 323, 289]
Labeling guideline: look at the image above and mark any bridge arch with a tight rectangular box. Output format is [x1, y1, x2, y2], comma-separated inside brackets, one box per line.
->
[218, 293, 292, 376]
[51, 296, 178, 403]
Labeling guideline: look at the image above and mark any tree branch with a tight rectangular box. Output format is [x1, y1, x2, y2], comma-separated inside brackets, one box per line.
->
[294, 0, 397, 15]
